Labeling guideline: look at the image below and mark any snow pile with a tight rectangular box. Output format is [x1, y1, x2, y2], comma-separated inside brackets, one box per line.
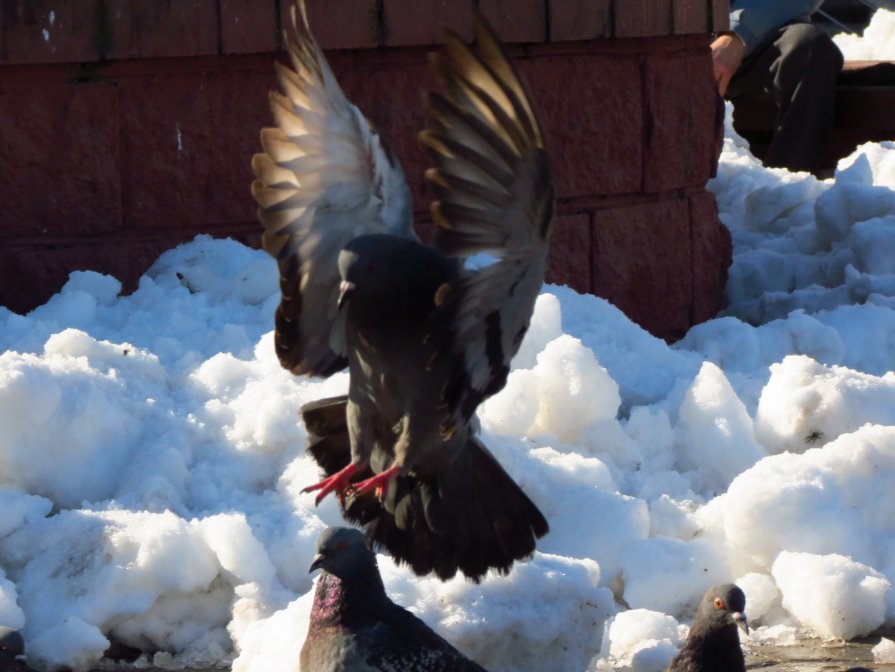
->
[711, 108, 895, 325]
[834, 9, 895, 60]
[3, 73, 895, 672]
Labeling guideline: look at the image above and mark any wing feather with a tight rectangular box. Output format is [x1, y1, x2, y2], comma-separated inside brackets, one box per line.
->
[425, 13, 555, 413]
[253, 0, 415, 377]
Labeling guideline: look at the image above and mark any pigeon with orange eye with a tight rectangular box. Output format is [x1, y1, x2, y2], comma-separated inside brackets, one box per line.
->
[668, 583, 749, 672]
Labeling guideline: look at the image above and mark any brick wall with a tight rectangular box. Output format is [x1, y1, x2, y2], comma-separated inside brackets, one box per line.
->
[0, 0, 731, 340]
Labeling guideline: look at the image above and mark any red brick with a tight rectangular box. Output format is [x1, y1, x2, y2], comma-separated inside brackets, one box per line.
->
[549, 0, 610, 42]
[120, 68, 273, 230]
[292, 0, 379, 50]
[523, 54, 642, 198]
[3, 0, 100, 64]
[0, 79, 121, 237]
[673, 0, 709, 34]
[104, 0, 218, 60]
[220, 0, 278, 54]
[689, 190, 731, 325]
[592, 198, 692, 339]
[643, 51, 720, 192]
[478, 0, 546, 44]
[383, 0, 472, 46]
[614, 0, 673, 38]
[546, 213, 591, 293]
[712, 0, 731, 32]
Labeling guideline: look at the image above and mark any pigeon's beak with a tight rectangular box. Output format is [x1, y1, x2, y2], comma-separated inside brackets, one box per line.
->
[731, 612, 749, 635]
[309, 553, 324, 574]
[337, 280, 355, 310]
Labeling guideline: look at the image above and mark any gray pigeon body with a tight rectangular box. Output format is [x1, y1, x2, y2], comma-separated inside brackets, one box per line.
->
[253, 0, 551, 581]
[301, 527, 488, 672]
[668, 584, 748, 672]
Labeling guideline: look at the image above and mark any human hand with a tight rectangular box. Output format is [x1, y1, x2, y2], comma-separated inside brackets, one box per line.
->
[710, 32, 746, 96]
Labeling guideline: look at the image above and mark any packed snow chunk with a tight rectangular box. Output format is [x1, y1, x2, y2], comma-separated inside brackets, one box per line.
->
[62, 271, 122, 306]
[0, 488, 52, 539]
[717, 424, 895, 573]
[525, 445, 649, 580]
[836, 140, 895, 190]
[381, 552, 614, 672]
[734, 572, 780, 623]
[625, 407, 676, 472]
[815, 181, 895, 248]
[481, 336, 635, 467]
[5, 509, 238, 668]
[834, 9, 895, 60]
[674, 316, 761, 373]
[513, 292, 564, 370]
[29, 617, 110, 672]
[772, 551, 889, 640]
[231, 590, 311, 672]
[873, 637, 895, 664]
[590, 608, 684, 672]
[675, 362, 765, 494]
[852, 216, 895, 276]
[755, 355, 895, 453]
[0, 567, 25, 630]
[620, 536, 729, 617]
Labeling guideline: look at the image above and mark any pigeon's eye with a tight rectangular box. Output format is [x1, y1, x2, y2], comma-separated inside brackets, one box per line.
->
[714, 598, 724, 609]
[334, 541, 348, 552]
[364, 262, 377, 275]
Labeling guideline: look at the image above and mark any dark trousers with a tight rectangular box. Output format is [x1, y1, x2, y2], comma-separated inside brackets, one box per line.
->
[727, 22, 843, 174]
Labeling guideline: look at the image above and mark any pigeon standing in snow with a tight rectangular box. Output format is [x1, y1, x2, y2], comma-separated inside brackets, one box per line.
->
[667, 584, 749, 672]
[300, 527, 488, 671]
[253, 0, 551, 581]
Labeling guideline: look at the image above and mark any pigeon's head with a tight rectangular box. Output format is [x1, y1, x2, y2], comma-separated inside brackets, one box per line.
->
[336, 234, 404, 310]
[309, 526, 374, 579]
[696, 583, 748, 635]
[0, 627, 24, 661]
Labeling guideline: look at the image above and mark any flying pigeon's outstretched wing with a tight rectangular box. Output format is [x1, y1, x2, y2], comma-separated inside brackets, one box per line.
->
[252, 1, 414, 377]
[421, 15, 555, 419]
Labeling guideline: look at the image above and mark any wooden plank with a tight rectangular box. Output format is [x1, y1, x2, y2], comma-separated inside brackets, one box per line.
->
[712, 0, 731, 32]
[673, 0, 710, 34]
[549, 0, 611, 41]
[614, 0, 673, 38]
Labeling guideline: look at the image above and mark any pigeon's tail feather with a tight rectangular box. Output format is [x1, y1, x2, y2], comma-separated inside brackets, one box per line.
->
[373, 435, 548, 581]
[300, 399, 548, 581]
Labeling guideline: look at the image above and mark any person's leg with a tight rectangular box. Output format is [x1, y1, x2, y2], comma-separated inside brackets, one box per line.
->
[727, 22, 843, 174]
[763, 23, 843, 173]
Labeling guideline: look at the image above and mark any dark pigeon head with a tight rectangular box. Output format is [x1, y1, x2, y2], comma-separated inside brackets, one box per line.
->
[309, 526, 375, 579]
[0, 627, 24, 660]
[336, 234, 457, 313]
[695, 583, 748, 635]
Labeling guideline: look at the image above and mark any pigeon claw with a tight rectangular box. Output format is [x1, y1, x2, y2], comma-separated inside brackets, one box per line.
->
[347, 465, 399, 501]
[301, 463, 359, 506]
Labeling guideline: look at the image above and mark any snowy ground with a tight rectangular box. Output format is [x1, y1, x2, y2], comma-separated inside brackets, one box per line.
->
[3, 13, 895, 672]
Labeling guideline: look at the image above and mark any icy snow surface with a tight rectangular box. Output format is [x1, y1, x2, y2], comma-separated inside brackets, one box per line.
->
[4, 96, 895, 672]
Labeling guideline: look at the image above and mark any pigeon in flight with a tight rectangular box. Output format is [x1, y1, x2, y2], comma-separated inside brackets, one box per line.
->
[252, 0, 551, 581]
[301, 527, 489, 671]
[667, 584, 749, 672]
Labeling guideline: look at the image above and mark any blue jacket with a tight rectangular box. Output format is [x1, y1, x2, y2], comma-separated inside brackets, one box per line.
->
[730, 0, 824, 53]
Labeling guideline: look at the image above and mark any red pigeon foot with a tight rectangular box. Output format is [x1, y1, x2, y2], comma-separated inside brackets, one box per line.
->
[348, 465, 400, 501]
[302, 463, 359, 506]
